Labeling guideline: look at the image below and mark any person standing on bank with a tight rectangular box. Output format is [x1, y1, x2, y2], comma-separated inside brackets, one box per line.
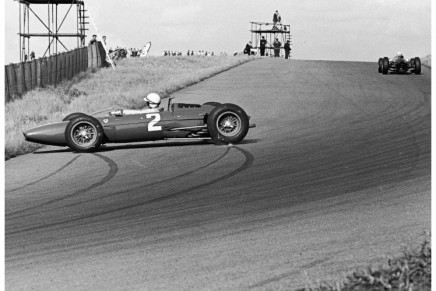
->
[284, 40, 291, 59]
[260, 36, 267, 56]
[244, 41, 253, 55]
[89, 34, 97, 45]
[273, 38, 281, 57]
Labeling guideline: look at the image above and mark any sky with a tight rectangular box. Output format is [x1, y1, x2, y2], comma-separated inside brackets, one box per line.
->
[2, 0, 433, 63]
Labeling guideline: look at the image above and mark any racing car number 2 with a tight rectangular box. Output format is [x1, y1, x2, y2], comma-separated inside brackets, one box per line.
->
[146, 113, 162, 131]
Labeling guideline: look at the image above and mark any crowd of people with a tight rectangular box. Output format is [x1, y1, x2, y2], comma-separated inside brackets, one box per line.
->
[163, 51, 228, 56]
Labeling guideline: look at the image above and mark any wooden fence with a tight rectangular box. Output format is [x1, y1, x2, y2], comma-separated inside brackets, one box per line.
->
[5, 42, 106, 103]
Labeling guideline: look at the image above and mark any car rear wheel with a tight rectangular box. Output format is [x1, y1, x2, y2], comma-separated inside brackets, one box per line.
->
[382, 57, 389, 75]
[65, 115, 103, 152]
[207, 104, 249, 144]
[414, 57, 421, 75]
[378, 58, 383, 73]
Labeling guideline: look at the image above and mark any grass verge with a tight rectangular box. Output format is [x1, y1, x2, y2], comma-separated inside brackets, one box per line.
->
[297, 235, 431, 291]
[5, 55, 258, 160]
[421, 55, 431, 68]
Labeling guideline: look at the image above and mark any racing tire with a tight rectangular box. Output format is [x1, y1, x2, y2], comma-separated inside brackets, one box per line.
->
[382, 57, 389, 75]
[207, 103, 249, 144]
[65, 115, 103, 152]
[378, 58, 383, 73]
[203, 102, 222, 107]
[62, 112, 88, 121]
[414, 57, 421, 75]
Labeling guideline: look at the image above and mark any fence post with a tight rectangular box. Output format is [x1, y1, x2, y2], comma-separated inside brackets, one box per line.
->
[5, 66, 10, 102]
[36, 58, 42, 87]
[6, 64, 19, 102]
[68, 52, 72, 79]
[88, 45, 93, 68]
[40, 58, 46, 87]
[31, 59, 37, 89]
[50, 55, 56, 86]
[55, 54, 60, 86]
[15, 62, 26, 95]
[84, 47, 88, 71]
[62, 52, 67, 81]
[23, 61, 31, 91]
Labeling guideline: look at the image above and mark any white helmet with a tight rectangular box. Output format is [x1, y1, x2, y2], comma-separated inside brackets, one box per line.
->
[397, 52, 404, 58]
[144, 93, 161, 108]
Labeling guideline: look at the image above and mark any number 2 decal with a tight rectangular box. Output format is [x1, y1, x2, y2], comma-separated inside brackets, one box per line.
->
[146, 113, 162, 131]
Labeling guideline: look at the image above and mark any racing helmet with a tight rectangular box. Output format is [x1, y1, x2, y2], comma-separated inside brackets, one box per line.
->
[396, 52, 404, 58]
[144, 93, 161, 108]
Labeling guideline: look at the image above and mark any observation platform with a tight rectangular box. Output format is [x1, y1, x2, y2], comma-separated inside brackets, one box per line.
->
[249, 21, 292, 55]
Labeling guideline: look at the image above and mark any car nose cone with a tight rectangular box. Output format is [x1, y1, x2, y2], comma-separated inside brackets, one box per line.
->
[23, 122, 69, 146]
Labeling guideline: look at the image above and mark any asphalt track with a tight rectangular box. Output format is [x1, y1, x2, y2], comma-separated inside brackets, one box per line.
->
[5, 59, 431, 290]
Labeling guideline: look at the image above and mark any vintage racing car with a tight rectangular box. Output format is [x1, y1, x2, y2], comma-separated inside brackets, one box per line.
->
[378, 53, 421, 75]
[24, 98, 256, 152]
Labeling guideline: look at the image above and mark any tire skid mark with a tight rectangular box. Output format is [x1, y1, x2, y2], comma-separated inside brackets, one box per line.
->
[128, 146, 254, 207]
[61, 147, 231, 208]
[7, 146, 254, 235]
[7, 153, 118, 219]
[248, 257, 330, 289]
[7, 156, 81, 193]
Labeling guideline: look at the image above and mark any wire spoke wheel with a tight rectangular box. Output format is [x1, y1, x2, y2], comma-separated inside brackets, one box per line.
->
[207, 103, 250, 144]
[217, 112, 242, 137]
[65, 115, 103, 152]
[71, 122, 97, 147]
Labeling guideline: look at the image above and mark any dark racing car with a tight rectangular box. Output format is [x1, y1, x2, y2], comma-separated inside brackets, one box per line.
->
[24, 97, 256, 152]
[378, 52, 421, 75]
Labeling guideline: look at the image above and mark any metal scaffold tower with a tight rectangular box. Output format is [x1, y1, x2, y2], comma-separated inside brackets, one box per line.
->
[16, 0, 88, 61]
[250, 21, 292, 57]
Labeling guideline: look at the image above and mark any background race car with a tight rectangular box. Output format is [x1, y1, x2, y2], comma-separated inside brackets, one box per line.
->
[378, 55, 421, 75]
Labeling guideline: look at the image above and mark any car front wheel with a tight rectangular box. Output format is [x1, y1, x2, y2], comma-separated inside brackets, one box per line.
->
[207, 104, 249, 144]
[65, 115, 103, 152]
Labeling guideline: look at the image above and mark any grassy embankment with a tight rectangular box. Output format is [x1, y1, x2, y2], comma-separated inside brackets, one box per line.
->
[5, 55, 258, 160]
[421, 55, 431, 68]
[298, 236, 431, 291]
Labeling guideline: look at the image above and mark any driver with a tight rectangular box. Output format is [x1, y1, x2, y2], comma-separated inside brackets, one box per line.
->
[391, 52, 407, 63]
[111, 93, 162, 116]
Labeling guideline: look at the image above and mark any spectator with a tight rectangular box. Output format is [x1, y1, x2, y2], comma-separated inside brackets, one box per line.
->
[89, 34, 97, 45]
[260, 36, 267, 56]
[30, 51, 35, 60]
[244, 41, 253, 55]
[284, 40, 291, 59]
[273, 38, 281, 57]
[273, 10, 281, 28]
[102, 35, 107, 45]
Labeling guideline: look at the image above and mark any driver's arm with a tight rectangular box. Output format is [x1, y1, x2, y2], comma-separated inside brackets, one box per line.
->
[121, 108, 160, 115]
